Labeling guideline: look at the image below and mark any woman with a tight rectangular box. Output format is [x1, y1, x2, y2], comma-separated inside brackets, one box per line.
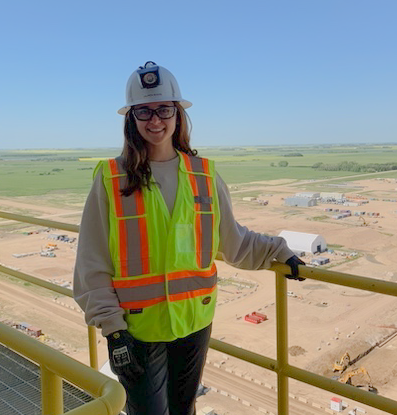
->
[73, 61, 304, 415]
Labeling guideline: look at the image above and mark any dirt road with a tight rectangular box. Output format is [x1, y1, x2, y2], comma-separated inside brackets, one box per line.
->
[204, 364, 331, 415]
[0, 279, 87, 349]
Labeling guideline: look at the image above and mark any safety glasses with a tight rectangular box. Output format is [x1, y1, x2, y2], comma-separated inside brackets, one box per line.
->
[132, 106, 176, 121]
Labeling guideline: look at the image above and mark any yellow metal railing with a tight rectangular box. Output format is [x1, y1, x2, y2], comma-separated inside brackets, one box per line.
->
[211, 264, 397, 415]
[0, 322, 125, 415]
[1, 210, 397, 414]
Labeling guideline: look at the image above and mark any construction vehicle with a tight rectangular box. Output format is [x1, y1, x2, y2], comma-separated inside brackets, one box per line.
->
[338, 367, 374, 391]
[333, 352, 351, 372]
[359, 216, 368, 226]
[40, 251, 56, 258]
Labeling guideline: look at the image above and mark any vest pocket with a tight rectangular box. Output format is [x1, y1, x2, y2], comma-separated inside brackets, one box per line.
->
[175, 224, 195, 253]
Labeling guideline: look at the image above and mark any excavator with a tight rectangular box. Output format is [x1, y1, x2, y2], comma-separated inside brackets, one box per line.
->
[338, 367, 374, 391]
[333, 352, 351, 372]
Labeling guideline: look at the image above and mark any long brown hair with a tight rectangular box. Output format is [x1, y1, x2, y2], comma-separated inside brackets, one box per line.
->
[120, 102, 197, 196]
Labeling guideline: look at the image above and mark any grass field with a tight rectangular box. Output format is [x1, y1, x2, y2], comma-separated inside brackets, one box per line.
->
[1, 144, 397, 198]
[0, 149, 120, 197]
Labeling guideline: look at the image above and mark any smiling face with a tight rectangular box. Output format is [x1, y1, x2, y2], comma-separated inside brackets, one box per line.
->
[133, 101, 177, 160]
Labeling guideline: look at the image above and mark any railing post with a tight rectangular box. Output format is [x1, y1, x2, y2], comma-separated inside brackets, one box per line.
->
[276, 270, 289, 415]
[41, 365, 63, 415]
[88, 325, 98, 370]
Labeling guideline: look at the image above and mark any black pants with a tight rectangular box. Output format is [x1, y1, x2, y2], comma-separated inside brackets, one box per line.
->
[111, 325, 212, 415]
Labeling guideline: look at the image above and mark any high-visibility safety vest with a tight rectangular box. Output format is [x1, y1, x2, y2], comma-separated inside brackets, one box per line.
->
[95, 151, 220, 342]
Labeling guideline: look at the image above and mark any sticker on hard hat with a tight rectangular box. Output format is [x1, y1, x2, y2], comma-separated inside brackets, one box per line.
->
[202, 296, 211, 305]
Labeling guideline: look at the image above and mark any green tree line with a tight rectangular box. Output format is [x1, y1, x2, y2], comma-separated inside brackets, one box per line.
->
[312, 161, 397, 173]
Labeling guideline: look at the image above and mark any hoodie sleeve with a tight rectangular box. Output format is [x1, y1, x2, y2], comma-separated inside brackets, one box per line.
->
[216, 174, 294, 269]
[73, 167, 127, 337]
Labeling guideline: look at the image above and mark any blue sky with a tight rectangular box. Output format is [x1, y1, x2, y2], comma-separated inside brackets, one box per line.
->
[1, 0, 396, 149]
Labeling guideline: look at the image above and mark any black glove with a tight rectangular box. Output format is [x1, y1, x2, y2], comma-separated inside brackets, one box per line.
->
[285, 255, 306, 281]
[106, 330, 144, 376]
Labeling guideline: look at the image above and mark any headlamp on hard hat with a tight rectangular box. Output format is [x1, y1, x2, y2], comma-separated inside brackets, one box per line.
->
[138, 61, 161, 89]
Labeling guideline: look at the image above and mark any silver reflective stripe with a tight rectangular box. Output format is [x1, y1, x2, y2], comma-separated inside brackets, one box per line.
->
[194, 175, 212, 212]
[120, 178, 140, 217]
[199, 213, 213, 268]
[125, 217, 143, 276]
[189, 157, 205, 173]
[115, 283, 166, 303]
[114, 159, 140, 217]
[168, 273, 217, 295]
[194, 196, 212, 204]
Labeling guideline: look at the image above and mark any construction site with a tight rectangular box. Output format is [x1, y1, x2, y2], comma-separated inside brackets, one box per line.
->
[1, 175, 397, 414]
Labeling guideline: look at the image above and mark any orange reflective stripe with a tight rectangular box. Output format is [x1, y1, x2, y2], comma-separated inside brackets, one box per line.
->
[112, 180, 123, 216]
[167, 264, 216, 280]
[181, 152, 192, 171]
[206, 176, 213, 198]
[135, 190, 145, 215]
[135, 191, 150, 275]
[202, 157, 210, 175]
[168, 285, 216, 302]
[108, 160, 128, 277]
[108, 158, 118, 175]
[113, 274, 165, 288]
[109, 160, 123, 217]
[120, 297, 166, 309]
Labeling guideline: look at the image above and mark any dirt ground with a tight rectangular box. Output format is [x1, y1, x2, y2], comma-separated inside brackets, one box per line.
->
[1, 177, 397, 415]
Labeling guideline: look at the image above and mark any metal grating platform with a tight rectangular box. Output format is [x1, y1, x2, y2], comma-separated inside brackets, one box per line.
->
[0, 343, 93, 415]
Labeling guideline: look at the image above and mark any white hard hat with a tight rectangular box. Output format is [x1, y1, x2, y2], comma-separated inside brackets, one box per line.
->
[118, 61, 192, 115]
